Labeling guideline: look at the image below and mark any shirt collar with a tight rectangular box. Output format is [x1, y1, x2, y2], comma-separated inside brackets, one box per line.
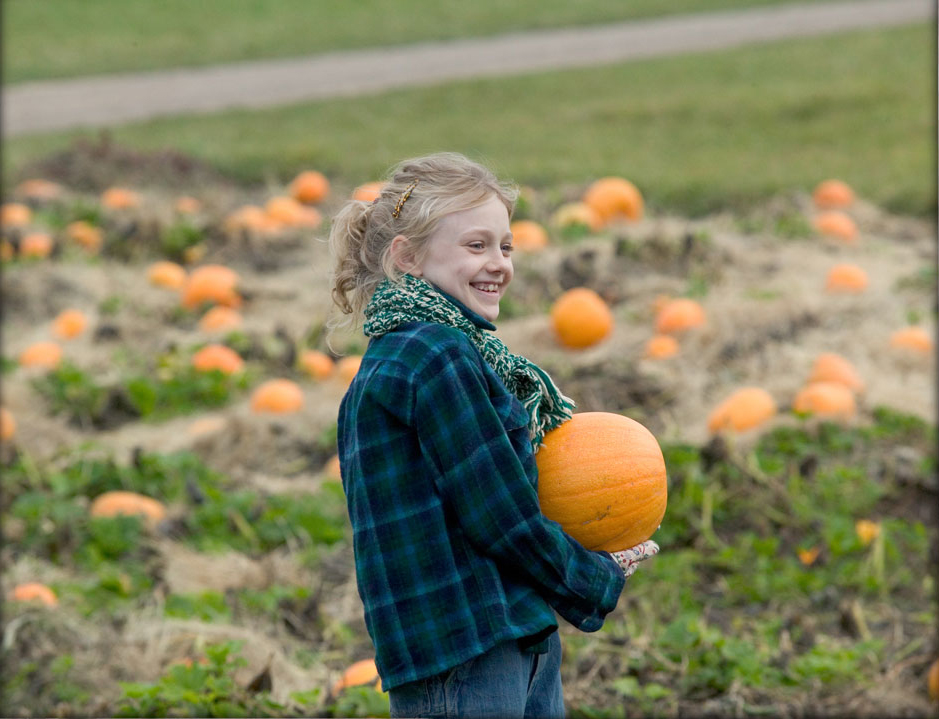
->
[430, 283, 497, 331]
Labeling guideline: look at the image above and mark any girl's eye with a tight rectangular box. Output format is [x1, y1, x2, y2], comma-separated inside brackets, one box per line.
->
[502, 244, 514, 254]
[468, 242, 485, 250]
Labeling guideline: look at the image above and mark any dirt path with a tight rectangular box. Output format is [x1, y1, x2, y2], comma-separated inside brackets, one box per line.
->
[3, 0, 931, 137]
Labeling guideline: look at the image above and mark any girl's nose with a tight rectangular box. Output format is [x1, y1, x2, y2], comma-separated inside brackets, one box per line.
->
[486, 248, 511, 274]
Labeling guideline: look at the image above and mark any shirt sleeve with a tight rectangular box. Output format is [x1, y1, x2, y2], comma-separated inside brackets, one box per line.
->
[412, 340, 625, 631]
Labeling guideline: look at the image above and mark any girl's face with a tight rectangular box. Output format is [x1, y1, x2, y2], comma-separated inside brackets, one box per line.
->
[410, 194, 514, 321]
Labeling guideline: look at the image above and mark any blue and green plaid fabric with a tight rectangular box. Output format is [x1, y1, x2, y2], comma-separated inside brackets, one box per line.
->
[337, 301, 625, 691]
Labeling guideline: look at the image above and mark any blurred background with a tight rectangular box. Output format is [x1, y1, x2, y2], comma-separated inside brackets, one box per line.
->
[2, 1, 936, 717]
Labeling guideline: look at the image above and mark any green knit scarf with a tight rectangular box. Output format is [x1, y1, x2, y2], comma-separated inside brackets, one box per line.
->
[363, 274, 575, 451]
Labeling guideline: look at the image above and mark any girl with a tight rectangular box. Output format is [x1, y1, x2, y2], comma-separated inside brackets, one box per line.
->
[329, 152, 659, 718]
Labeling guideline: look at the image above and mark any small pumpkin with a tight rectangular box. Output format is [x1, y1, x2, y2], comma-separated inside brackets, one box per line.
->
[19, 341, 62, 369]
[550, 202, 602, 232]
[19, 232, 54, 259]
[66, 221, 103, 252]
[174, 196, 202, 214]
[225, 205, 268, 233]
[90, 490, 166, 528]
[324, 454, 342, 480]
[792, 382, 856, 419]
[10, 582, 58, 607]
[181, 264, 242, 309]
[550, 288, 613, 349]
[889, 326, 932, 354]
[854, 519, 880, 546]
[300, 349, 335, 380]
[825, 264, 868, 293]
[655, 298, 706, 334]
[643, 334, 679, 359]
[251, 379, 304, 413]
[796, 547, 820, 566]
[290, 170, 330, 204]
[1, 407, 16, 441]
[808, 352, 864, 394]
[706, 387, 777, 434]
[536, 412, 667, 552]
[1, 202, 32, 227]
[813, 211, 858, 243]
[265, 196, 310, 226]
[101, 186, 141, 210]
[352, 181, 385, 203]
[147, 260, 188, 289]
[52, 309, 88, 340]
[191, 344, 244, 374]
[509, 220, 549, 252]
[928, 658, 939, 701]
[16, 178, 62, 201]
[582, 176, 644, 224]
[336, 355, 363, 385]
[198, 306, 243, 333]
[332, 658, 382, 694]
[812, 179, 855, 209]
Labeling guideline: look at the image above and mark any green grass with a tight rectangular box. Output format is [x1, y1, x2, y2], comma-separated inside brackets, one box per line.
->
[4, 0, 848, 84]
[6, 24, 933, 217]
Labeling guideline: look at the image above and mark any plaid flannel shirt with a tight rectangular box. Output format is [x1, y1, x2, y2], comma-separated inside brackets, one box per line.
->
[337, 299, 625, 691]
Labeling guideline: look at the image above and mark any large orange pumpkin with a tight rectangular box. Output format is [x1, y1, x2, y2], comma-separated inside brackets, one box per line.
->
[550, 288, 613, 349]
[536, 412, 667, 552]
[290, 170, 330, 204]
[582, 177, 644, 224]
[812, 179, 855, 209]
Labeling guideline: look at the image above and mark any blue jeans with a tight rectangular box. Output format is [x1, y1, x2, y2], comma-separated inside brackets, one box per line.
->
[389, 632, 564, 718]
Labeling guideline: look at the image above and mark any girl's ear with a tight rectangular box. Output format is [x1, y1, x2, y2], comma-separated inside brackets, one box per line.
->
[389, 234, 422, 276]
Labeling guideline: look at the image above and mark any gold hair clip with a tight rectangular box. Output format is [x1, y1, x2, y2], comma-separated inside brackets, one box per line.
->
[392, 179, 419, 219]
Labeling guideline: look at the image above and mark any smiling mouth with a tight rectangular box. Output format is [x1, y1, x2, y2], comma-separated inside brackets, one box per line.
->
[471, 283, 501, 296]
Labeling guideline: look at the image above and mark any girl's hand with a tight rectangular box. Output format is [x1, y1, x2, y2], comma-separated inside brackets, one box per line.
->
[609, 540, 660, 579]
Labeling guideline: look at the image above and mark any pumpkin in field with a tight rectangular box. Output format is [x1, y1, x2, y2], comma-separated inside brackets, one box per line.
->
[90, 490, 166, 528]
[300, 349, 335, 380]
[290, 170, 330, 204]
[793, 382, 856, 419]
[928, 658, 939, 701]
[536, 412, 667, 552]
[890, 326, 932, 354]
[101, 187, 141, 210]
[644, 334, 679, 359]
[16, 179, 63, 201]
[813, 179, 855, 209]
[10, 582, 58, 607]
[191, 345, 244, 375]
[353, 181, 384, 202]
[199, 306, 243, 333]
[550, 288, 613, 349]
[174, 196, 202, 214]
[181, 265, 242, 309]
[19, 233, 54, 259]
[808, 352, 864, 393]
[52, 309, 88, 340]
[1, 203, 32, 227]
[551, 202, 602, 232]
[251, 379, 304, 413]
[510, 220, 549, 252]
[813, 211, 858, 244]
[336, 355, 363, 385]
[148, 260, 188, 289]
[855, 519, 880, 546]
[66, 221, 103, 252]
[19, 341, 62, 369]
[825, 264, 868, 293]
[582, 177, 644, 224]
[1, 407, 16, 441]
[332, 658, 382, 694]
[707, 387, 777, 434]
[655, 298, 706, 334]
[266, 196, 322, 228]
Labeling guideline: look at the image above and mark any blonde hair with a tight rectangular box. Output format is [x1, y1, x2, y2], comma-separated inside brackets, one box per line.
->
[328, 152, 518, 336]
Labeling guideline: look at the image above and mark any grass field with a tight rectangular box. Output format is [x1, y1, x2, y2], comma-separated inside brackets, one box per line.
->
[5, 24, 934, 218]
[4, 0, 847, 83]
